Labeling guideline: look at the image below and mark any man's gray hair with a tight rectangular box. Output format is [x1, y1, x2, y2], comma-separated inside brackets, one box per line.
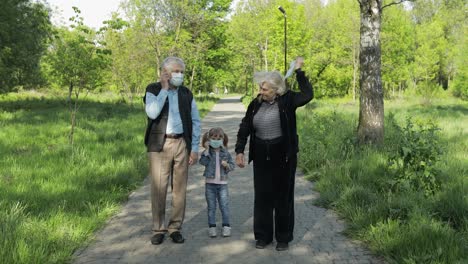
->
[253, 71, 287, 95]
[162, 56, 186, 71]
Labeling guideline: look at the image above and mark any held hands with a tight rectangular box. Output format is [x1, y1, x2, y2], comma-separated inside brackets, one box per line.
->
[235, 153, 245, 168]
[189, 152, 198, 166]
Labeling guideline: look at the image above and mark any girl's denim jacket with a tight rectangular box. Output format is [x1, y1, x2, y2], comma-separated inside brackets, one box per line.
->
[199, 147, 235, 181]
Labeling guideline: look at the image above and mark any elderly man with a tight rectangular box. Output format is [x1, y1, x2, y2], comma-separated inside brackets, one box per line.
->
[144, 56, 201, 245]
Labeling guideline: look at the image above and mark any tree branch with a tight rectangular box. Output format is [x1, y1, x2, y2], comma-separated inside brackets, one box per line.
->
[381, 0, 410, 10]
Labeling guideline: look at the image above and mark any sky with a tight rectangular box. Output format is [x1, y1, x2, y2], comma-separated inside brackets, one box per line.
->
[47, 0, 241, 29]
[46, 0, 123, 29]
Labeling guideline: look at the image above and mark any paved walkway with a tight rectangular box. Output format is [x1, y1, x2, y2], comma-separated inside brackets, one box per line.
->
[73, 96, 385, 264]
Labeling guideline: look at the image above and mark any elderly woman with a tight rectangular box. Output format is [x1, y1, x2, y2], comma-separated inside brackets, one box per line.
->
[235, 57, 313, 251]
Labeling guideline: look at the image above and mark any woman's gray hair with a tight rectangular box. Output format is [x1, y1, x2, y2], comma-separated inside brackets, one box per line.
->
[253, 71, 287, 95]
[162, 56, 185, 71]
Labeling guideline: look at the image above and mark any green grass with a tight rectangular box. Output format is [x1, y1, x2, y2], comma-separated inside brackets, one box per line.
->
[0, 91, 218, 263]
[297, 96, 468, 263]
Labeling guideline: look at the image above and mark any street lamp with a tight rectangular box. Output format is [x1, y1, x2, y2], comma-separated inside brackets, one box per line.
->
[278, 6, 287, 77]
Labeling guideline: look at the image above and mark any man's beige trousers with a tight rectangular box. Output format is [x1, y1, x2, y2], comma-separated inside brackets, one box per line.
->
[148, 138, 188, 234]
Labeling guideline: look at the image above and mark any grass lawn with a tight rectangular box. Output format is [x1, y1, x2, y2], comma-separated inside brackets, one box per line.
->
[0, 91, 218, 263]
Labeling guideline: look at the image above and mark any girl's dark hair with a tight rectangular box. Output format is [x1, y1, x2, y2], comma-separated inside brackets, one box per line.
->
[202, 127, 228, 148]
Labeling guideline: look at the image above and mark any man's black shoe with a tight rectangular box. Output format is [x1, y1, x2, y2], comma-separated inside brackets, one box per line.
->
[255, 240, 270, 249]
[276, 242, 289, 251]
[151, 233, 165, 245]
[169, 231, 185, 243]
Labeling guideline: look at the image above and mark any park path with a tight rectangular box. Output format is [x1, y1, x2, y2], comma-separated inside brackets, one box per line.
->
[72, 96, 385, 264]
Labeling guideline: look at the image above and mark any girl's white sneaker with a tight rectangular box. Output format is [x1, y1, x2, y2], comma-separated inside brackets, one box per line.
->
[208, 227, 217, 238]
[222, 226, 231, 237]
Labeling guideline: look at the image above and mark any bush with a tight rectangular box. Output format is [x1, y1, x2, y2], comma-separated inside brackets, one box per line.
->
[388, 117, 443, 196]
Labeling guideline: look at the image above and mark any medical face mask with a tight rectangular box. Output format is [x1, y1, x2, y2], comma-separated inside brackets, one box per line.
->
[170, 72, 184, 87]
[209, 139, 223, 148]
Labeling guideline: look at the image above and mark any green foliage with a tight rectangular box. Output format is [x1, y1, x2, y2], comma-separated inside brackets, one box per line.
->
[120, 0, 232, 93]
[45, 22, 109, 93]
[100, 14, 152, 104]
[451, 70, 468, 100]
[388, 117, 443, 196]
[0, 0, 52, 92]
[226, 0, 466, 96]
[381, 5, 413, 98]
[3, 0, 466, 98]
[306, 0, 359, 97]
[411, 0, 466, 94]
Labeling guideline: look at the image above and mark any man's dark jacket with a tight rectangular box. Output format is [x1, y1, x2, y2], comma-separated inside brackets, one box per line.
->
[235, 69, 313, 163]
[143, 82, 193, 153]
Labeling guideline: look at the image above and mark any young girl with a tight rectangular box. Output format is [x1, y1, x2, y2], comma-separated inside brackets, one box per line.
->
[199, 127, 236, 237]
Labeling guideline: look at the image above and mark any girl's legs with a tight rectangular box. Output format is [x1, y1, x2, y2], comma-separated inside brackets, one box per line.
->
[217, 184, 230, 227]
[205, 183, 217, 227]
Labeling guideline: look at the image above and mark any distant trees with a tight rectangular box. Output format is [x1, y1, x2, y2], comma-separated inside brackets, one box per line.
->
[0, 0, 52, 92]
[101, 15, 152, 105]
[1, 0, 465, 101]
[118, 0, 233, 94]
[411, 0, 467, 99]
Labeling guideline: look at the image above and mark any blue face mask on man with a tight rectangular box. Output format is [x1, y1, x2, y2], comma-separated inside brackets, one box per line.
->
[209, 139, 223, 148]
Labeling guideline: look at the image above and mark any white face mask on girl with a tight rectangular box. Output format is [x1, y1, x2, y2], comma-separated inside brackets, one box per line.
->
[170, 72, 184, 87]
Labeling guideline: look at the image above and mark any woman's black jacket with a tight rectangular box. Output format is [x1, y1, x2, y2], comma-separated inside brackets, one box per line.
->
[235, 69, 314, 163]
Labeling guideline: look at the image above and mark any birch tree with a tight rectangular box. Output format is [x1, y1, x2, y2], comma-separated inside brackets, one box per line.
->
[357, 0, 412, 145]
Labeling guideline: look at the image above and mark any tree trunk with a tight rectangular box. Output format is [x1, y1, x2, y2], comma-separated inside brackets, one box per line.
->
[67, 82, 73, 102]
[251, 58, 255, 96]
[357, 0, 384, 145]
[69, 108, 76, 146]
[69, 94, 78, 147]
[264, 37, 268, 70]
[69, 86, 81, 148]
[190, 65, 196, 90]
[353, 44, 358, 101]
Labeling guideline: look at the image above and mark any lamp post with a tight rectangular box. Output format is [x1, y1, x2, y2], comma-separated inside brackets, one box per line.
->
[278, 6, 287, 77]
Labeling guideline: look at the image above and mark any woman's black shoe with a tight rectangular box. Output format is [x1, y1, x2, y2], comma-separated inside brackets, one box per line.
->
[276, 242, 289, 251]
[255, 240, 270, 249]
